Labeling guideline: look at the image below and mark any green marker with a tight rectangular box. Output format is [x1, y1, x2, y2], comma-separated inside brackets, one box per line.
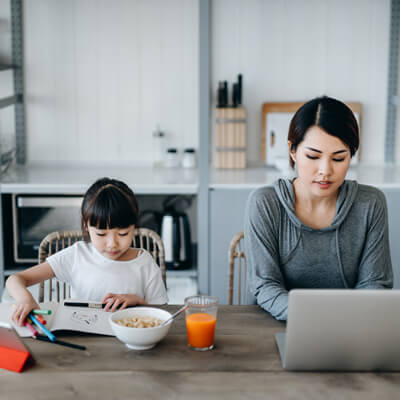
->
[32, 309, 52, 315]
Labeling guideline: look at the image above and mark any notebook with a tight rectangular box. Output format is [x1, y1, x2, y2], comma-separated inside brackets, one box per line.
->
[0, 301, 114, 337]
[275, 289, 400, 371]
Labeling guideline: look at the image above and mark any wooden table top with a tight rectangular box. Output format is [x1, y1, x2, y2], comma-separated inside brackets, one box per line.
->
[1, 305, 400, 399]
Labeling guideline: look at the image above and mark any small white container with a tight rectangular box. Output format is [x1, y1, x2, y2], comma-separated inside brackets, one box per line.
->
[182, 148, 197, 168]
[165, 148, 180, 168]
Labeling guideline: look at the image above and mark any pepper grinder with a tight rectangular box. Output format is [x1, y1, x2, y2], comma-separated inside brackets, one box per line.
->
[152, 126, 165, 167]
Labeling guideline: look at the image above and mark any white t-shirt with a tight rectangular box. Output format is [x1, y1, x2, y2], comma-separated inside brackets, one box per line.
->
[47, 241, 168, 304]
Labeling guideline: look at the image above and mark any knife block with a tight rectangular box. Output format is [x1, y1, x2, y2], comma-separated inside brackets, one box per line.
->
[215, 107, 247, 169]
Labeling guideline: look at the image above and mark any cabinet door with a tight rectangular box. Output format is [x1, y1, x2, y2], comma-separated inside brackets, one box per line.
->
[380, 188, 400, 289]
[209, 188, 253, 304]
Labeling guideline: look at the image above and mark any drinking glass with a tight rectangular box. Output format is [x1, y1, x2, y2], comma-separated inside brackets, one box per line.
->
[184, 295, 218, 351]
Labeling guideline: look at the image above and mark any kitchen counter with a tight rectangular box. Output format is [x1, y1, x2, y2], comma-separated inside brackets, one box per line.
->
[0, 163, 198, 194]
[3, 163, 400, 194]
[210, 163, 400, 189]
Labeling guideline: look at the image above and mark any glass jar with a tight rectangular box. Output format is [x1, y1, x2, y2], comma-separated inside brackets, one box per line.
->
[182, 148, 196, 168]
[165, 148, 180, 168]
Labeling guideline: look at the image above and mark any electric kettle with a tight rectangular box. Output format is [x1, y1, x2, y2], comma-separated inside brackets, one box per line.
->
[161, 210, 192, 270]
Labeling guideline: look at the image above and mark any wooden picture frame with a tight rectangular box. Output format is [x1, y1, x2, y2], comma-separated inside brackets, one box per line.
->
[261, 101, 362, 165]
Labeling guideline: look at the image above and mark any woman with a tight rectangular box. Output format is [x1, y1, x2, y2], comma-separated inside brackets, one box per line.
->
[244, 96, 393, 321]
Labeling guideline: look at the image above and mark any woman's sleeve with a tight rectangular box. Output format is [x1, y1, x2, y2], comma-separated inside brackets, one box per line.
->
[355, 190, 393, 289]
[244, 189, 289, 320]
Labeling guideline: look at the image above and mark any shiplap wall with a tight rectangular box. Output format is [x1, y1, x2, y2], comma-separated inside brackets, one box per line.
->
[0, 1, 394, 165]
[24, 0, 199, 164]
[212, 0, 390, 164]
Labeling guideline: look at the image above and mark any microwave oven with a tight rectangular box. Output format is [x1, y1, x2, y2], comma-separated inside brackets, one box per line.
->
[11, 194, 83, 263]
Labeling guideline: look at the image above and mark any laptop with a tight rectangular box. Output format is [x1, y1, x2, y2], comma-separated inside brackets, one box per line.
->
[275, 289, 400, 371]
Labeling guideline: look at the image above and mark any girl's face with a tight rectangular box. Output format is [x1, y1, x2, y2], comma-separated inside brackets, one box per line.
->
[289, 126, 351, 199]
[87, 224, 135, 261]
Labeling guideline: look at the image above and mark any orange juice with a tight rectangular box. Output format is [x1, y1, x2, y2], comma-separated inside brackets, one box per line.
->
[186, 312, 216, 348]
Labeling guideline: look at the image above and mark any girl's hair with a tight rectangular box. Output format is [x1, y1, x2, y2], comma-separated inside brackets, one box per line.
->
[287, 96, 359, 168]
[81, 177, 139, 241]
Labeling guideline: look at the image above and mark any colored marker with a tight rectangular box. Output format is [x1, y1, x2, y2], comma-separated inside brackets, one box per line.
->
[24, 321, 38, 337]
[34, 335, 86, 351]
[29, 313, 56, 342]
[64, 301, 121, 309]
[32, 309, 52, 315]
[64, 301, 105, 309]
[35, 315, 47, 325]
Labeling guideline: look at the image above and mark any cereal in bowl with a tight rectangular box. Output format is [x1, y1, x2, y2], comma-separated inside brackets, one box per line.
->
[115, 315, 163, 328]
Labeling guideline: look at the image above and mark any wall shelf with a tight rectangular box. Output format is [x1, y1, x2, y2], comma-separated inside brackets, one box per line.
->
[0, 94, 21, 109]
[0, 64, 14, 71]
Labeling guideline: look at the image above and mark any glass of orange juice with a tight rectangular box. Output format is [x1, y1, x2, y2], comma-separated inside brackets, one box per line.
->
[184, 295, 218, 351]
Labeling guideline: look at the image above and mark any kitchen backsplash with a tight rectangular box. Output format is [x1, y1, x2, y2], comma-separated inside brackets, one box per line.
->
[23, 0, 199, 164]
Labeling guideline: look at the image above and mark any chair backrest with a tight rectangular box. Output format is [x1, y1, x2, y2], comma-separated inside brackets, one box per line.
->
[38, 228, 166, 302]
[228, 231, 247, 305]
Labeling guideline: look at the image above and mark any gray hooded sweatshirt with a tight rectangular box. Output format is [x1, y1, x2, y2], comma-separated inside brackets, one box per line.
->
[244, 179, 393, 321]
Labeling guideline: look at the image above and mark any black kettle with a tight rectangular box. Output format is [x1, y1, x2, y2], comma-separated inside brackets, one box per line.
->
[160, 197, 192, 270]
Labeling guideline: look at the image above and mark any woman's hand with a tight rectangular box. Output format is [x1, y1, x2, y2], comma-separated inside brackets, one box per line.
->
[102, 293, 147, 312]
[12, 300, 40, 326]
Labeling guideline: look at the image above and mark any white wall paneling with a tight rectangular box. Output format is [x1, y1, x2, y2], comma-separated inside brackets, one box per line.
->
[211, 0, 390, 164]
[24, 0, 199, 164]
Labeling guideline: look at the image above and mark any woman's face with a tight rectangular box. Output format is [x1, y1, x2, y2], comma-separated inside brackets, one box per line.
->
[289, 126, 351, 198]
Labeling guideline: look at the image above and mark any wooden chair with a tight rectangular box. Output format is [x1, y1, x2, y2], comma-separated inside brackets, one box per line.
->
[228, 231, 247, 305]
[38, 228, 166, 302]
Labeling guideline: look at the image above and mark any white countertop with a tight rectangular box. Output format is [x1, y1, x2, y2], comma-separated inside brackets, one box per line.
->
[2, 163, 400, 194]
[0, 163, 198, 194]
[210, 163, 400, 189]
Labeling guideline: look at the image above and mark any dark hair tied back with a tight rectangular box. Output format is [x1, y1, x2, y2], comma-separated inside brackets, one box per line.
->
[287, 96, 359, 168]
[81, 177, 139, 241]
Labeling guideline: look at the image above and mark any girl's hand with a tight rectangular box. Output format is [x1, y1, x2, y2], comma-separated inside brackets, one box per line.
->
[12, 301, 40, 327]
[102, 293, 147, 312]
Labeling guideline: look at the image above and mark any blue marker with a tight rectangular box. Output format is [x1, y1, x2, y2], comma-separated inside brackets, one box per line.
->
[29, 313, 56, 342]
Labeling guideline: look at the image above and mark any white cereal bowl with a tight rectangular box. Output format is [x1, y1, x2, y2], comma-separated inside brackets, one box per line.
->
[109, 307, 172, 350]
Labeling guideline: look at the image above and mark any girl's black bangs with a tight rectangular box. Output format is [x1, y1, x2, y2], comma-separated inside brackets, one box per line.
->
[88, 189, 137, 229]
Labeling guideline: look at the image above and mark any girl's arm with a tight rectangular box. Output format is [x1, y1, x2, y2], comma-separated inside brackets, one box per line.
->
[6, 262, 55, 326]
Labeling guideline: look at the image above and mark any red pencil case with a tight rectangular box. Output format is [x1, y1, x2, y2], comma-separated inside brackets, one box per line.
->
[0, 324, 32, 373]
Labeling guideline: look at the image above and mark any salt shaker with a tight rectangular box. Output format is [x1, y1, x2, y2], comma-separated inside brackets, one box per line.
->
[182, 148, 196, 168]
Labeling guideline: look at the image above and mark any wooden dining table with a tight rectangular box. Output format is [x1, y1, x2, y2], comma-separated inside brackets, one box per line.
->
[1, 305, 400, 399]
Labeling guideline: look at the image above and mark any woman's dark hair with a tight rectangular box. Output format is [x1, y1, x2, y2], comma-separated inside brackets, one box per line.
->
[81, 177, 139, 241]
[287, 96, 359, 168]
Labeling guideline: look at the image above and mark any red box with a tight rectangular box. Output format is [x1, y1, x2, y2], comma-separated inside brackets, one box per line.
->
[0, 325, 32, 373]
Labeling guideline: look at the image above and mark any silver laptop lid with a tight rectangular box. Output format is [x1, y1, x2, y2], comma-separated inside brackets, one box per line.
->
[284, 289, 400, 371]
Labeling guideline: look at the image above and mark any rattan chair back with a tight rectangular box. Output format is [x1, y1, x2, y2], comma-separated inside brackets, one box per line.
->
[228, 231, 247, 305]
[38, 228, 166, 302]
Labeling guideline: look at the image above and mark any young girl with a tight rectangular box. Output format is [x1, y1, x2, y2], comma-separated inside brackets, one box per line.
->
[245, 96, 393, 321]
[7, 177, 168, 326]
